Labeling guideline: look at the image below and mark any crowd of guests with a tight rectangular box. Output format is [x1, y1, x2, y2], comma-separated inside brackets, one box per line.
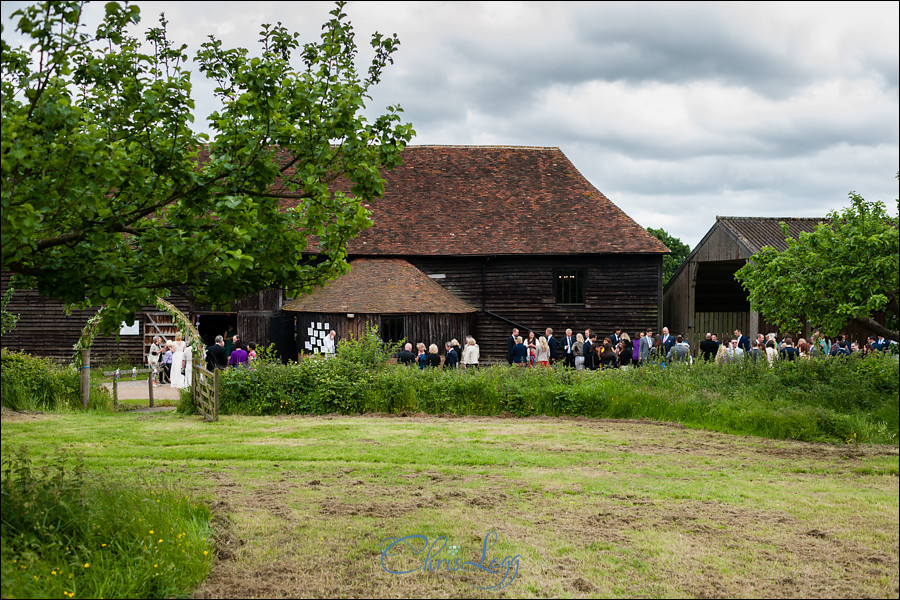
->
[395, 336, 481, 369]
[503, 326, 652, 370]
[204, 332, 258, 371]
[387, 325, 894, 371]
[697, 329, 894, 365]
[147, 329, 261, 386]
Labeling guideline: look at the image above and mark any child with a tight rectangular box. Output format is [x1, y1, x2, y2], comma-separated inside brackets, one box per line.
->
[160, 343, 174, 384]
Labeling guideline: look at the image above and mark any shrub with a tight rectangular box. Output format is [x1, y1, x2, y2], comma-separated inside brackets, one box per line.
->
[213, 351, 898, 444]
[0, 349, 112, 412]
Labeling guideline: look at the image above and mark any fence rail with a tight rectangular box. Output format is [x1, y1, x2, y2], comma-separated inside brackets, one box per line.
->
[192, 364, 219, 422]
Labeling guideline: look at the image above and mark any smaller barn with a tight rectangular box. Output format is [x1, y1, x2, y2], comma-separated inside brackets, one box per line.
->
[281, 258, 478, 353]
[663, 217, 822, 345]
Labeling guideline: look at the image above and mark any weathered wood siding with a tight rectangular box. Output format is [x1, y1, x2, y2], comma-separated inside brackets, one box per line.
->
[409, 254, 662, 362]
[2, 272, 191, 365]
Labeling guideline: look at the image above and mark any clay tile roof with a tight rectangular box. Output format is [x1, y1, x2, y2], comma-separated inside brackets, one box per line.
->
[717, 216, 824, 254]
[296, 146, 668, 256]
[281, 259, 477, 314]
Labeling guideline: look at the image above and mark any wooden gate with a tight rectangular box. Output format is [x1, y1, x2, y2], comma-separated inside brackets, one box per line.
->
[192, 364, 219, 422]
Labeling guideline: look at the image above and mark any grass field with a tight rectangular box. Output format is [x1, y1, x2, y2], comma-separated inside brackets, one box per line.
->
[2, 410, 897, 598]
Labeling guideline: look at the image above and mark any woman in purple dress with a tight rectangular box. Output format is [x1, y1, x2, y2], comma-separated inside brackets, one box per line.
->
[632, 333, 641, 367]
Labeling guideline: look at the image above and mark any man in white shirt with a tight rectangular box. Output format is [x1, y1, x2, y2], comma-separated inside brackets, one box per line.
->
[322, 330, 336, 357]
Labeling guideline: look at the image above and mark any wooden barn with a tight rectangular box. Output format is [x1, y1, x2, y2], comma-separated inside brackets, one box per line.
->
[2, 145, 668, 364]
[662, 216, 825, 346]
[294, 145, 669, 361]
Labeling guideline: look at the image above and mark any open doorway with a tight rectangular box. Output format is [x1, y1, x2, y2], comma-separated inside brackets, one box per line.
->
[194, 313, 237, 346]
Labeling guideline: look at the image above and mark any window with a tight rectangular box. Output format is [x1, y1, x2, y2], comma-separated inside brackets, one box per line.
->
[380, 316, 405, 344]
[555, 269, 585, 304]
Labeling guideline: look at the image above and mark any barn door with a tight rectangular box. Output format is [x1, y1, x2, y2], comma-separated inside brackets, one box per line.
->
[269, 314, 297, 363]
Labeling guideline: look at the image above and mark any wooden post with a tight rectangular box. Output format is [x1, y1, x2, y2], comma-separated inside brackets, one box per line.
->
[80, 348, 90, 409]
[148, 371, 154, 408]
[213, 368, 220, 421]
[113, 376, 118, 411]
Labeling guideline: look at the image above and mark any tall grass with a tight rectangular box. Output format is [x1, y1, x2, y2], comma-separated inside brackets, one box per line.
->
[0, 349, 111, 412]
[216, 346, 899, 444]
[1, 447, 213, 599]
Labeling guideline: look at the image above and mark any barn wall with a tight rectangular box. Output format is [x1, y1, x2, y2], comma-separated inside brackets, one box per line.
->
[2, 272, 285, 364]
[289, 312, 476, 358]
[408, 254, 662, 362]
[1, 272, 193, 365]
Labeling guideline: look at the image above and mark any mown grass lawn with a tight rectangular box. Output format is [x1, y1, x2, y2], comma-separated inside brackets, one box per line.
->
[2, 410, 897, 598]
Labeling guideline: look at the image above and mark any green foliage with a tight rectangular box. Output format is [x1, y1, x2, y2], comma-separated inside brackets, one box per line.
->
[331, 323, 403, 371]
[1, 1, 414, 333]
[647, 227, 691, 285]
[735, 189, 899, 341]
[1, 447, 213, 599]
[215, 355, 898, 444]
[1, 286, 19, 335]
[0, 349, 111, 411]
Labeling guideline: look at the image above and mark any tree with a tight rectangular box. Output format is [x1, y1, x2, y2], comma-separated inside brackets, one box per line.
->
[1, 1, 414, 332]
[735, 190, 899, 341]
[647, 227, 690, 286]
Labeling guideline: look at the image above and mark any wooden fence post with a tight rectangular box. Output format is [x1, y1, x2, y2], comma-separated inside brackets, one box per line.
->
[112, 376, 118, 411]
[148, 371, 154, 408]
[80, 348, 90, 409]
[214, 368, 220, 421]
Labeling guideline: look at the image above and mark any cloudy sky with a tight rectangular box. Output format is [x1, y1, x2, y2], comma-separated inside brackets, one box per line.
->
[3, 1, 898, 248]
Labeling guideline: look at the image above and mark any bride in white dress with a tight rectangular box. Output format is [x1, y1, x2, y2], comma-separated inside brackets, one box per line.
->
[170, 332, 187, 389]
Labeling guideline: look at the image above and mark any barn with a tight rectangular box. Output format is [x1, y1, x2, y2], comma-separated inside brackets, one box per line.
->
[662, 216, 825, 346]
[291, 145, 669, 361]
[2, 145, 668, 364]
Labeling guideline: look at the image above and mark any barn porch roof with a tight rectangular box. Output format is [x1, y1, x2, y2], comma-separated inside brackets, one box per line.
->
[281, 258, 478, 314]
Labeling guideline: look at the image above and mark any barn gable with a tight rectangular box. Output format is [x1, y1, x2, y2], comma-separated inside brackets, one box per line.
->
[663, 216, 824, 345]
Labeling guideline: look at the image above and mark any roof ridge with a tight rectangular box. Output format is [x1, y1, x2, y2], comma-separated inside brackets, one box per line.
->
[405, 144, 560, 150]
[717, 216, 824, 221]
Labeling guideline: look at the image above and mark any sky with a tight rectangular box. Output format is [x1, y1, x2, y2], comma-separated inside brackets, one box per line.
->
[3, 1, 898, 249]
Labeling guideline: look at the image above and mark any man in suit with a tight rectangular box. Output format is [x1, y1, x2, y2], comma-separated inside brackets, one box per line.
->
[506, 328, 519, 365]
[563, 328, 576, 369]
[666, 336, 692, 363]
[583, 333, 595, 361]
[206, 335, 228, 370]
[639, 328, 654, 364]
[780, 337, 800, 361]
[660, 327, 676, 354]
[397, 342, 417, 365]
[545, 328, 559, 365]
[699, 332, 718, 362]
[443, 342, 459, 368]
[609, 327, 622, 347]
[734, 329, 751, 353]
